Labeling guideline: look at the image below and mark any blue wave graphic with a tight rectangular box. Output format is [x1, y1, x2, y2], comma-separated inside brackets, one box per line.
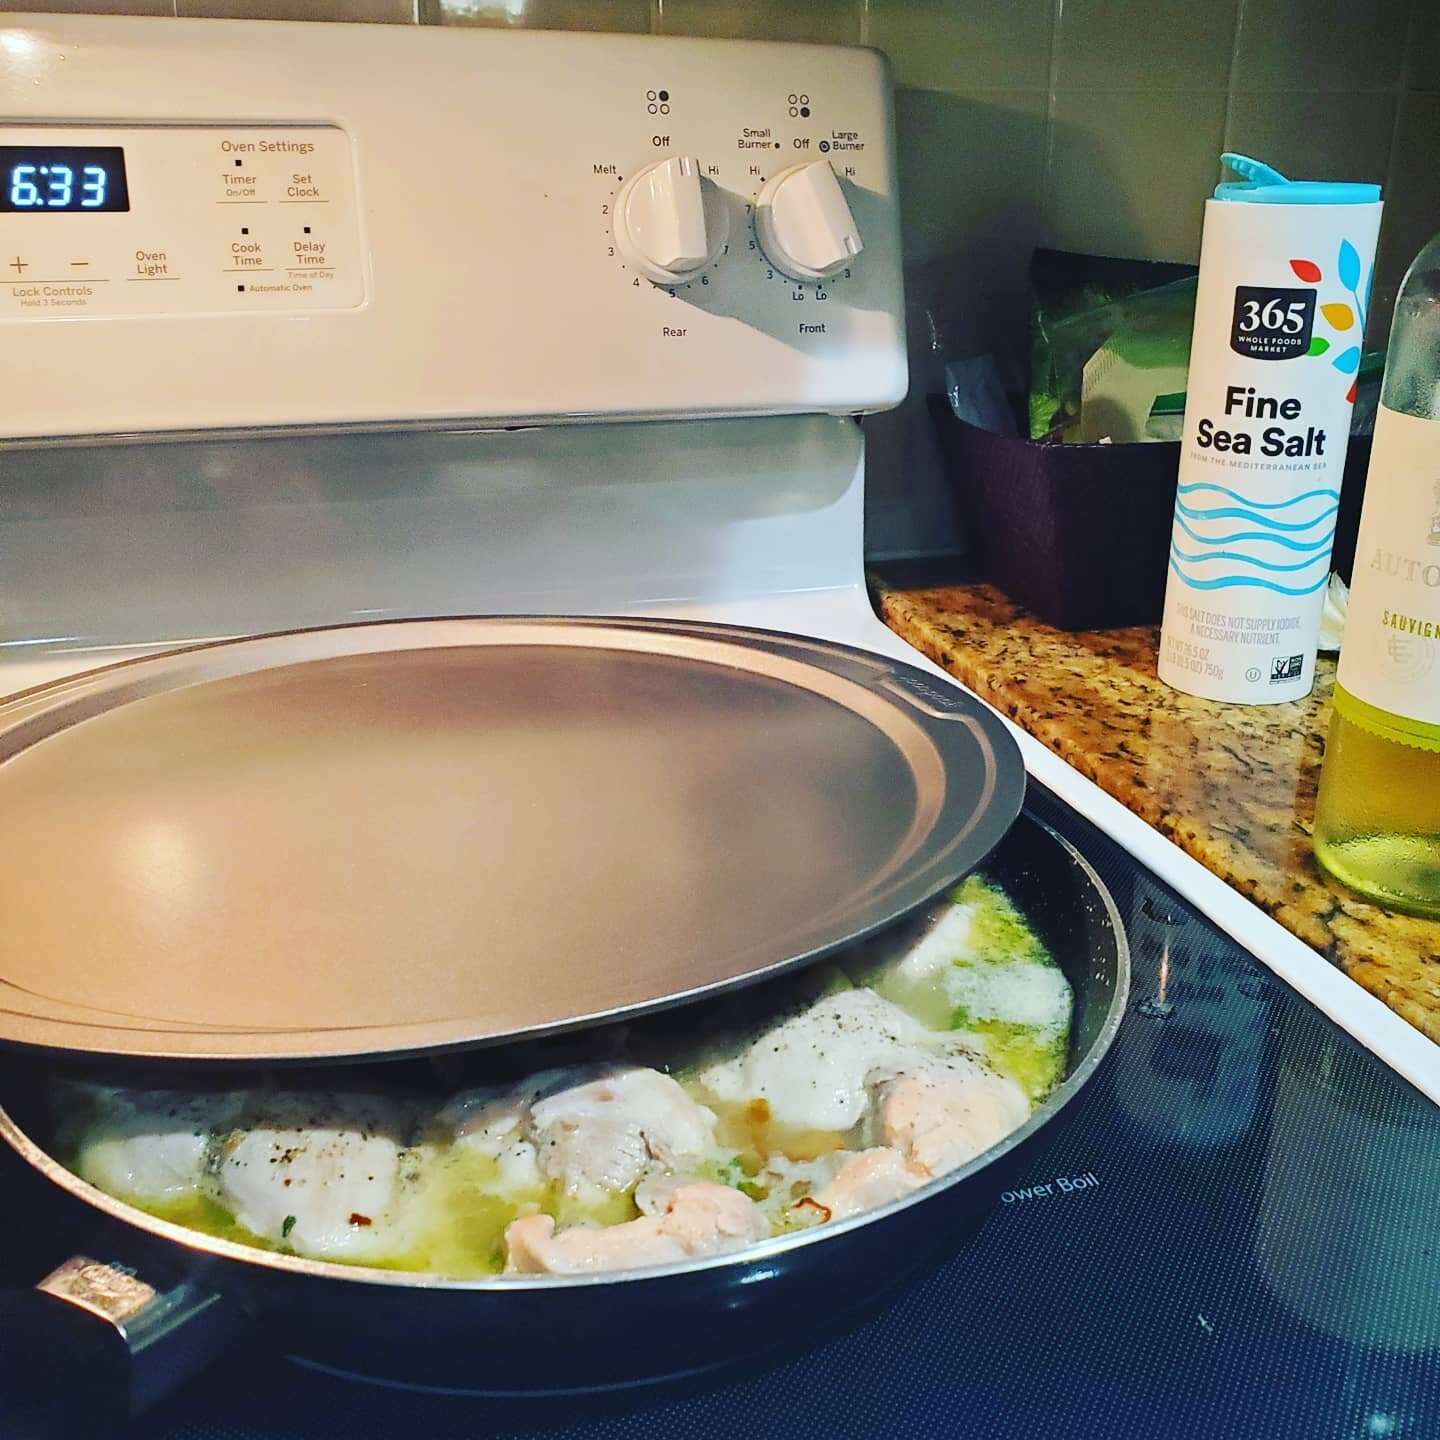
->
[1176, 482, 1340, 509]
[1167, 558, 1331, 596]
[1175, 498, 1340, 531]
[1169, 543, 1330, 574]
[1174, 515, 1336, 552]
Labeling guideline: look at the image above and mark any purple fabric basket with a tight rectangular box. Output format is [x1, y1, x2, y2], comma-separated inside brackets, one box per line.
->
[928, 396, 1178, 630]
[928, 397, 1371, 631]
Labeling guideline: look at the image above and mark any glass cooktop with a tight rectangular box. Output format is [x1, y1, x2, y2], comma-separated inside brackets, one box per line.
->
[4, 786, 1436, 1439]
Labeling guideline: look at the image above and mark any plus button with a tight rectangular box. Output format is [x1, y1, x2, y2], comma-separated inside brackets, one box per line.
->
[8, 256, 26, 274]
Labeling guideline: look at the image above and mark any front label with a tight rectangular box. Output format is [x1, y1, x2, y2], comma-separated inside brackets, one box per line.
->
[1337, 406, 1440, 724]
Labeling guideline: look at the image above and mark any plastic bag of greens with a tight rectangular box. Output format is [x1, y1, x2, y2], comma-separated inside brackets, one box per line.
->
[1028, 249, 1197, 442]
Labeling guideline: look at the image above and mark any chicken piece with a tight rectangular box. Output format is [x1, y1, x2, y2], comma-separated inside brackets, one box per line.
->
[799, 1063, 1029, 1224]
[503, 1181, 769, 1276]
[442, 1086, 530, 1147]
[216, 1093, 417, 1261]
[872, 1066, 1029, 1178]
[439, 1068, 577, 1148]
[699, 988, 944, 1132]
[528, 1068, 717, 1199]
[895, 904, 975, 982]
[503, 1213, 680, 1275]
[439, 1080, 559, 1194]
[74, 1088, 245, 1206]
[632, 1169, 692, 1217]
[805, 1147, 930, 1223]
[752, 1152, 845, 1202]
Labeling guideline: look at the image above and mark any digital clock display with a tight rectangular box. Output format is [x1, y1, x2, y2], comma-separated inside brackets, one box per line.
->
[0, 146, 129, 213]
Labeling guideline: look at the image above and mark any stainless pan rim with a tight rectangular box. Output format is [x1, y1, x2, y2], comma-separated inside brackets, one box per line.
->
[0, 814, 1129, 1294]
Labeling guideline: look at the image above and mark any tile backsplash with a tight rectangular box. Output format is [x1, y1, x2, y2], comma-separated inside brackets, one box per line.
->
[4, 0, 1436, 558]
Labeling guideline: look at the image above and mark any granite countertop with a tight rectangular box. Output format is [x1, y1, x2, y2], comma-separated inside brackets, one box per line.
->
[876, 577, 1440, 1045]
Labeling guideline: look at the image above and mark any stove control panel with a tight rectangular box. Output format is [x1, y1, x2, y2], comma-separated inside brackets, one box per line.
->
[2, 18, 905, 440]
[1, 125, 363, 317]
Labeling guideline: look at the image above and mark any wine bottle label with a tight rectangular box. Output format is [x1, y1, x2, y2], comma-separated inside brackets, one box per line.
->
[1338, 405, 1440, 725]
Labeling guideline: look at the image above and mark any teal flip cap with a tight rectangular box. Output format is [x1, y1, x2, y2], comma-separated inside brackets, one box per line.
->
[1214, 152, 1381, 205]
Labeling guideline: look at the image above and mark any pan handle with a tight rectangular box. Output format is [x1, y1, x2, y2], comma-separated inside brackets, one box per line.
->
[0, 1256, 243, 1439]
[0, 1282, 131, 1440]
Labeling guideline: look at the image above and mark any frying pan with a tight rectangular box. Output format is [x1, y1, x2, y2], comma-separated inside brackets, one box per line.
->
[0, 811, 1129, 1438]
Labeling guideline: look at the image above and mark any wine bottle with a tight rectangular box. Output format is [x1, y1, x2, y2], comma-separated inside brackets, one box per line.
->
[1313, 234, 1440, 916]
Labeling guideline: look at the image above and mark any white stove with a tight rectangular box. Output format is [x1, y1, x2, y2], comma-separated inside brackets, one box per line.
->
[1, 13, 1434, 1109]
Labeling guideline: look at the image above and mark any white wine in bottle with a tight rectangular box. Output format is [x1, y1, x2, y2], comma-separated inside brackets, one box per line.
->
[1313, 233, 1440, 916]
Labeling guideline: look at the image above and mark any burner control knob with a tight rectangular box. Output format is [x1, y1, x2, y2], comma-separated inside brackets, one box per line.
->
[615, 155, 729, 285]
[755, 160, 862, 282]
